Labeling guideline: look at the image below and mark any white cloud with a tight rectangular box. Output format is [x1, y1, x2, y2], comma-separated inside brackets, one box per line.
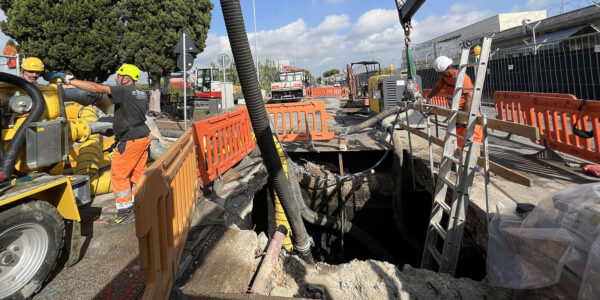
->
[194, 5, 493, 77]
[352, 9, 398, 37]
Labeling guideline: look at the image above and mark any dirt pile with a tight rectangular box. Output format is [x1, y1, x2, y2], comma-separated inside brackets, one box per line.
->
[267, 255, 509, 300]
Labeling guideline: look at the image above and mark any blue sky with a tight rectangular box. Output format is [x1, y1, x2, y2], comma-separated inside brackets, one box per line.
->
[194, 0, 593, 77]
[0, 0, 594, 81]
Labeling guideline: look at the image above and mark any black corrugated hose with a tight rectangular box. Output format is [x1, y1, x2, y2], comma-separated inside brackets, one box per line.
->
[221, 0, 314, 263]
[0, 73, 46, 182]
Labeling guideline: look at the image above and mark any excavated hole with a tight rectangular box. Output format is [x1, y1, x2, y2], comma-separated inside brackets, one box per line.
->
[251, 150, 486, 280]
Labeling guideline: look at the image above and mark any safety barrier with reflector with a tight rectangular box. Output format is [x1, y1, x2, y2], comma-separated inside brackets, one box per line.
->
[306, 87, 349, 99]
[494, 91, 600, 163]
[193, 107, 256, 185]
[265, 101, 335, 142]
[135, 128, 199, 300]
[423, 89, 450, 108]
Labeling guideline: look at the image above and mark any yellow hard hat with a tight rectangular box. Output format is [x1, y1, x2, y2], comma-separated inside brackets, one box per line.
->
[21, 57, 44, 72]
[116, 64, 140, 81]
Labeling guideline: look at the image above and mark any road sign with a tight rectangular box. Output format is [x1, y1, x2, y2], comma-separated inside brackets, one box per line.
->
[174, 29, 198, 54]
[177, 53, 194, 71]
[217, 54, 231, 68]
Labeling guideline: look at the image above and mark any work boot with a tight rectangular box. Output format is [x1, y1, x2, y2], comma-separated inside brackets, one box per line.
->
[108, 209, 135, 226]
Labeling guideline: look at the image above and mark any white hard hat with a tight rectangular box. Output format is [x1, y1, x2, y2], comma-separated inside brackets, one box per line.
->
[433, 56, 453, 72]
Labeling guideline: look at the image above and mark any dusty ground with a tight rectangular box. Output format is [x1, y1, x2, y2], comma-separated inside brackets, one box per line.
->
[33, 193, 144, 300]
[267, 255, 510, 300]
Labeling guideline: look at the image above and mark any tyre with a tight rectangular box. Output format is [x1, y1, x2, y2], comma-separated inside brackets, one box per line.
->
[0, 200, 65, 300]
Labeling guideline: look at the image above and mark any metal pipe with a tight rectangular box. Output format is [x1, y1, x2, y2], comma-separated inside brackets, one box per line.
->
[250, 225, 288, 295]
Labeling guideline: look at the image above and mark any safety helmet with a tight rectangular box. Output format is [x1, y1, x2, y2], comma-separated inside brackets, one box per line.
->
[21, 57, 44, 72]
[116, 64, 141, 81]
[432, 56, 453, 73]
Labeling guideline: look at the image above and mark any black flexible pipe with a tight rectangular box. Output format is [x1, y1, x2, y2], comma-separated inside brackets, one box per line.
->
[221, 0, 313, 263]
[0, 73, 46, 182]
[286, 162, 398, 264]
[332, 106, 404, 134]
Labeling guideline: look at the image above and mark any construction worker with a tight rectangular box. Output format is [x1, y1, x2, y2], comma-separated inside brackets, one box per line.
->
[44, 64, 150, 225]
[425, 56, 482, 149]
[20, 57, 44, 85]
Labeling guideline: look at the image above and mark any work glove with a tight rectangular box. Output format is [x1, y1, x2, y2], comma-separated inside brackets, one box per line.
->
[44, 72, 74, 84]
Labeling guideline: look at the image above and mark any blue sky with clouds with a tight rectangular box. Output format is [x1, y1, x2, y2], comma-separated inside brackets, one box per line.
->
[0, 0, 594, 81]
[196, 0, 593, 77]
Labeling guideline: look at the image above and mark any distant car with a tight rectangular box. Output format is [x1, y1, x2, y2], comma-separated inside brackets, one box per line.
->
[334, 83, 340, 87]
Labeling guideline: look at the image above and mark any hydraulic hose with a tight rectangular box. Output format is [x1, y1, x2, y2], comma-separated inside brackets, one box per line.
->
[332, 105, 404, 134]
[286, 161, 398, 263]
[63, 88, 114, 114]
[221, 0, 313, 263]
[0, 73, 46, 182]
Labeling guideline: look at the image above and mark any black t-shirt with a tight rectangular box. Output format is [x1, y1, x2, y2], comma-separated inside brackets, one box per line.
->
[109, 85, 150, 141]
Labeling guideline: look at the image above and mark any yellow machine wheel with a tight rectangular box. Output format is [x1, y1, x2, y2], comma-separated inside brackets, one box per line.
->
[0, 200, 64, 299]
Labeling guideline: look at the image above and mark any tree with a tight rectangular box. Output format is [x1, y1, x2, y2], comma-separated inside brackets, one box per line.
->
[0, 0, 126, 82]
[322, 68, 340, 77]
[119, 0, 213, 112]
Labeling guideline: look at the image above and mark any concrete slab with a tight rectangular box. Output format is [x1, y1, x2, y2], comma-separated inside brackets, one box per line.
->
[181, 226, 258, 295]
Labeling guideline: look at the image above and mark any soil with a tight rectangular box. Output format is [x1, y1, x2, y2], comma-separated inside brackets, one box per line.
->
[267, 255, 510, 300]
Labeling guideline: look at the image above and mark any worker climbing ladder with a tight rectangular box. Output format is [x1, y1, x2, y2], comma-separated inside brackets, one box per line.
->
[421, 36, 492, 275]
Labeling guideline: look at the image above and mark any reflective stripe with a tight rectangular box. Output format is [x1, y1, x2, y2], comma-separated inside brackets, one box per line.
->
[115, 189, 132, 199]
[116, 200, 133, 210]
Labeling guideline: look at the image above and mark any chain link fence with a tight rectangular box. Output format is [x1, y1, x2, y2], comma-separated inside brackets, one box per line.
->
[413, 32, 600, 105]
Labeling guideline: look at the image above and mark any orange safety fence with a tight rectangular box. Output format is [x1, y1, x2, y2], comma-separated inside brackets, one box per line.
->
[135, 128, 199, 300]
[265, 101, 335, 142]
[494, 91, 600, 163]
[193, 107, 256, 185]
[423, 89, 450, 108]
[306, 87, 349, 99]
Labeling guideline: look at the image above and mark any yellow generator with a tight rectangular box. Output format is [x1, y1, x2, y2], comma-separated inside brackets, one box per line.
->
[368, 74, 422, 114]
[0, 73, 115, 299]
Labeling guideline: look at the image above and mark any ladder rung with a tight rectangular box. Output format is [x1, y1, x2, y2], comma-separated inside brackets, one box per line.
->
[440, 177, 457, 190]
[447, 132, 465, 140]
[435, 199, 451, 214]
[431, 222, 447, 240]
[443, 154, 460, 165]
[458, 63, 478, 69]
[427, 244, 442, 263]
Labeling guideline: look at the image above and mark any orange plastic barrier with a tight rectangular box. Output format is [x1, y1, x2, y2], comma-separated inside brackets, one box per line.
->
[423, 89, 450, 108]
[265, 101, 335, 142]
[135, 128, 199, 300]
[193, 107, 256, 185]
[494, 91, 600, 163]
[305, 87, 349, 99]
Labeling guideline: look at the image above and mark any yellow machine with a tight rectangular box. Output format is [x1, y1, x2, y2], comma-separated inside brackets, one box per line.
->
[0, 74, 115, 299]
[368, 73, 423, 114]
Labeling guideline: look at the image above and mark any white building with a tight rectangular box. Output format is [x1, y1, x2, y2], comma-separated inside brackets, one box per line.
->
[412, 11, 547, 63]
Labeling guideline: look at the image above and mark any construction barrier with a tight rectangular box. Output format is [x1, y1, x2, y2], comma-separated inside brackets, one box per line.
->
[265, 101, 335, 142]
[135, 128, 199, 300]
[494, 91, 600, 163]
[193, 107, 256, 185]
[305, 86, 349, 99]
[423, 89, 450, 108]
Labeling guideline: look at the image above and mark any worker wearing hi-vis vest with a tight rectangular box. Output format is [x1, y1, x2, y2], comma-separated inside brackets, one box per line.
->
[424, 56, 482, 150]
[45, 64, 150, 225]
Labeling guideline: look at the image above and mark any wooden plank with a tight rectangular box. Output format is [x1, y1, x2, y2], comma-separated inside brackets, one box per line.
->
[397, 122, 534, 187]
[414, 106, 540, 141]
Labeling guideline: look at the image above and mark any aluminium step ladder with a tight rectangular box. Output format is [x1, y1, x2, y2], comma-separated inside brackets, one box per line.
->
[420, 37, 492, 275]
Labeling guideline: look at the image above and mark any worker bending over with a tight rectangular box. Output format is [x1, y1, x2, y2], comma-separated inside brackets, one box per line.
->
[20, 57, 44, 85]
[425, 56, 482, 150]
[45, 65, 150, 225]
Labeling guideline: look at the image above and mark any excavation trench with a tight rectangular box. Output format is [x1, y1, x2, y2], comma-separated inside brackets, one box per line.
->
[251, 149, 487, 280]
